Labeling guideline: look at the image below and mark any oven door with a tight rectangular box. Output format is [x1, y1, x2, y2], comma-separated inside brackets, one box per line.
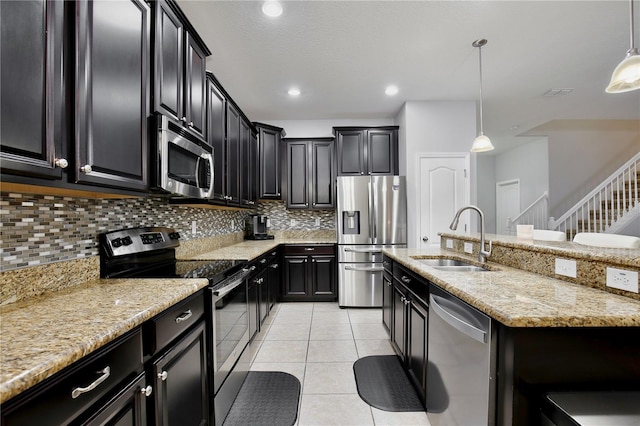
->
[156, 115, 214, 199]
[211, 279, 249, 394]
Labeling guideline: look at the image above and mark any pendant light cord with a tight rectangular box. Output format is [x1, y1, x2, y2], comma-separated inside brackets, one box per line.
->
[629, 0, 636, 50]
[478, 44, 485, 136]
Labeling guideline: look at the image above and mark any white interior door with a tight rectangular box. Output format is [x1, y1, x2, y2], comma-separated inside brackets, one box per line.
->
[496, 179, 520, 235]
[417, 154, 469, 248]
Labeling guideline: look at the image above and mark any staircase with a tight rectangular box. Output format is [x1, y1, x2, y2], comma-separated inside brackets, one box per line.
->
[549, 153, 640, 240]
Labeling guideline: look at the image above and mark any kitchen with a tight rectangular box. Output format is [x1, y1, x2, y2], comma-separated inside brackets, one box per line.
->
[1, 0, 640, 425]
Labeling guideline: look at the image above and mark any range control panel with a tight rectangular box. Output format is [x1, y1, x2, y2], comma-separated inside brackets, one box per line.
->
[100, 227, 180, 257]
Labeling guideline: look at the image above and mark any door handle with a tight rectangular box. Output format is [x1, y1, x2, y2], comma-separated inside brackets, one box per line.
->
[430, 294, 487, 343]
[422, 236, 429, 242]
[344, 266, 384, 272]
[344, 248, 382, 254]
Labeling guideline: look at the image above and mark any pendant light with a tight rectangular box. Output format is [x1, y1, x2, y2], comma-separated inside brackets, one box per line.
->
[471, 39, 495, 152]
[606, 0, 640, 93]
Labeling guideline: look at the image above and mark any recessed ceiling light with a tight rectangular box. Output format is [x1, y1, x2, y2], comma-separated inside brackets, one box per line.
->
[385, 85, 399, 96]
[288, 88, 301, 96]
[262, 1, 283, 18]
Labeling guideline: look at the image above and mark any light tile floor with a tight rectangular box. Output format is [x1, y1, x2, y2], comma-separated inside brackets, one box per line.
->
[246, 302, 432, 426]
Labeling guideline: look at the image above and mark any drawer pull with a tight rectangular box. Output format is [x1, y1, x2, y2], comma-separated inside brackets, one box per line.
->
[401, 276, 411, 284]
[175, 309, 193, 324]
[270, 264, 279, 269]
[141, 385, 153, 397]
[260, 259, 267, 264]
[71, 366, 110, 399]
[158, 370, 168, 381]
[304, 247, 315, 251]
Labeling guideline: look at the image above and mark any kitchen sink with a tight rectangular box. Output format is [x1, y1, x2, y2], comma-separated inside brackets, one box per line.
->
[416, 258, 489, 272]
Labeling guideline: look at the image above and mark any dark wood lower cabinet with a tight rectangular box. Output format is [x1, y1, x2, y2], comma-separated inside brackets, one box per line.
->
[149, 321, 208, 426]
[80, 373, 149, 426]
[406, 296, 428, 404]
[382, 269, 393, 333]
[281, 245, 337, 302]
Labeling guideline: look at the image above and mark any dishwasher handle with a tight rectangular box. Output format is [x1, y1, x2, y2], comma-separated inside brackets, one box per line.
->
[430, 294, 487, 344]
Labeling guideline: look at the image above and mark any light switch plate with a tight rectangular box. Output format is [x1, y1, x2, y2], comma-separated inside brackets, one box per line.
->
[191, 220, 197, 235]
[446, 239, 454, 249]
[464, 242, 473, 254]
[290, 219, 296, 227]
[606, 267, 639, 293]
[555, 258, 577, 278]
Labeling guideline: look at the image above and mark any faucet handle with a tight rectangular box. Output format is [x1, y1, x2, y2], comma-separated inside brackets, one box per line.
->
[482, 240, 492, 256]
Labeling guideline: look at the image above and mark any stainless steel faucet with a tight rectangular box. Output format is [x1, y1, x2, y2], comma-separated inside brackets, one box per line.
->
[449, 205, 492, 263]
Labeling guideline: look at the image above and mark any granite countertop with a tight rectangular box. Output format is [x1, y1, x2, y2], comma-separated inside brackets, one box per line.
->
[0, 277, 208, 404]
[384, 247, 640, 328]
[181, 237, 337, 261]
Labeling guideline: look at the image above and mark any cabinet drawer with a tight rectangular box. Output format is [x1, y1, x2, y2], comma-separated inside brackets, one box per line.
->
[2, 329, 143, 426]
[382, 255, 393, 273]
[143, 290, 204, 356]
[284, 245, 335, 256]
[393, 263, 428, 304]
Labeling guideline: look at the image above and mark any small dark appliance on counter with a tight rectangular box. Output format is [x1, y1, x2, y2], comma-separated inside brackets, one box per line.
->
[244, 214, 274, 240]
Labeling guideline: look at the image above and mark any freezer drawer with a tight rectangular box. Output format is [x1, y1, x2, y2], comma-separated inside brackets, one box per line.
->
[338, 262, 384, 307]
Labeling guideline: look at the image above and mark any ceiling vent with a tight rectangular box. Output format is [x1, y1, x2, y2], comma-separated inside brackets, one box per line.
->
[543, 88, 574, 97]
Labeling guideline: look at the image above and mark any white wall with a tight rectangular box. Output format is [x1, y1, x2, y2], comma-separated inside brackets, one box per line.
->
[476, 154, 496, 234]
[395, 101, 476, 248]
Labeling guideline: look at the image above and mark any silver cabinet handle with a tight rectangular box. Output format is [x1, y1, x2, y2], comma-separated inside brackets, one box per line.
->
[55, 158, 68, 169]
[304, 247, 315, 251]
[158, 371, 168, 381]
[260, 259, 267, 264]
[401, 276, 411, 284]
[189, 121, 194, 127]
[181, 117, 187, 123]
[175, 309, 192, 324]
[80, 164, 92, 173]
[270, 263, 279, 269]
[72, 366, 110, 399]
[141, 385, 153, 397]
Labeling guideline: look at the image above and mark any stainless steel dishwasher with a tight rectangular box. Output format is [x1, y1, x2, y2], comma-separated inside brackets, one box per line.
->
[427, 284, 496, 425]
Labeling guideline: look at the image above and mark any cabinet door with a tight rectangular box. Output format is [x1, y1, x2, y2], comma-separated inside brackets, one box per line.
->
[184, 33, 206, 140]
[225, 102, 241, 205]
[75, 0, 150, 191]
[151, 322, 208, 426]
[382, 272, 393, 334]
[250, 130, 260, 204]
[258, 270, 269, 326]
[80, 373, 148, 426]
[248, 276, 259, 340]
[311, 140, 335, 209]
[310, 255, 337, 299]
[239, 119, 251, 207]
[286, 142, 309, 209]
[153, 0, 183, 121]
[336, 130, 365, 176]
[282, 256, 309, 298]
[267, 259, 280, 309]
[258, 126, 282, 199]
[206, 78, 226, 202]
[391, 283, 407, 361]
[0, 0, 66, 180]
[367, 129, 397, 175]
[406, 298, 428, 403]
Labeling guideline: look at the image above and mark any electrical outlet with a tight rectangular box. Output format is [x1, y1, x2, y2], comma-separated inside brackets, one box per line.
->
[315, 218, 320, 226]
[464, 242, 473, 254]
[191, 220, 197, 235]
[606, 267, 639, 293]
[231, 220, 235, 229]
[555, 258, 577, 278]
[446, 239, 454, 249]
[290, 219, 296, 227]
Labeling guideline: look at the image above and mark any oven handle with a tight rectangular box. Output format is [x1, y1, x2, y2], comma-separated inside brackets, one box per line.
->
[213, 277, 245, 298]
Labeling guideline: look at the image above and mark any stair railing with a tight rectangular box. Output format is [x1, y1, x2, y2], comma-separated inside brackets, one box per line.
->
[506, 192, 549, 234]
[549, 152, 640, 240]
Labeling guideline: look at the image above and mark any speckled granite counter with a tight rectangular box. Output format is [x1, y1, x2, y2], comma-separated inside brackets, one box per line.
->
[180, 237, 337, 261]
[384, 247, 640, 328]
[0, 277, 208, 404]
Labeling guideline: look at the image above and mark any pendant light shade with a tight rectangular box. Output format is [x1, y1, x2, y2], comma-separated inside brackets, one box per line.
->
[471, 39, 494, 153]
[606, 0, 640, 93]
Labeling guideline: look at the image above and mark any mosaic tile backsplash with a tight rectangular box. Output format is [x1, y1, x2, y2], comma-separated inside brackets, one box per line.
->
[0, 193, 335, 272]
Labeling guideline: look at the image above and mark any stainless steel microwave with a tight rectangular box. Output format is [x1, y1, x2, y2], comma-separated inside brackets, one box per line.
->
[154, 114, 214, 199]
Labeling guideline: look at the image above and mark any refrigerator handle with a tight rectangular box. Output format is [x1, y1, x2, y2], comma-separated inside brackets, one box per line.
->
[368, 179, 376, 244]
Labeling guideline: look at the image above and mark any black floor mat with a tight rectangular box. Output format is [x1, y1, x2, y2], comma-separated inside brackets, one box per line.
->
[223, 371, 301, 426]
[353, 355, 424, 412]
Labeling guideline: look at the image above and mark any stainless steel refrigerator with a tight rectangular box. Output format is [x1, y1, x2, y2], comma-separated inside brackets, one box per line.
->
[336, 175, 407, 307]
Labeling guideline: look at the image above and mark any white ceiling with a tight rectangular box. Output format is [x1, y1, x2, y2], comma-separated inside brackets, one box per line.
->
[177, 0, 640, 152]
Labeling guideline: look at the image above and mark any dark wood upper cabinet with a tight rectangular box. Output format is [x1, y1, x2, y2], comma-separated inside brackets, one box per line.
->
[74, 0, 151, 191]
[284, 138, 335, 210]
[152, 0, 209, 140]
[334, 126, 399, 176]
[206, 76, 227, 203]
[226, 102, 241, 205]
[0, 0, 66, 180]
[254, 123, 285, 200]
